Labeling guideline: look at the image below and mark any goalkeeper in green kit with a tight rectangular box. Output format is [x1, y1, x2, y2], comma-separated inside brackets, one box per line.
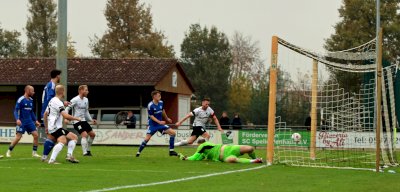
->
[178, 139, 263, 163]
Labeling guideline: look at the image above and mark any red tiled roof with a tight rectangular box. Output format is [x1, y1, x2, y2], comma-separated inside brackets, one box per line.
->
[0, 58, 193, 89]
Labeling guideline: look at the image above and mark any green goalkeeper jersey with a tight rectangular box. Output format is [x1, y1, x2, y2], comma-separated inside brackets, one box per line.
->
[187, 142, 222, 162]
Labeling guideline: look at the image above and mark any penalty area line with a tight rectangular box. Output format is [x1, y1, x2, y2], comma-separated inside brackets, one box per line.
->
[83, 165, 267, 192]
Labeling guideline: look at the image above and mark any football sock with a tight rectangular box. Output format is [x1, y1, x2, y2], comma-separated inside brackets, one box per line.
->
[138, 140, 148, 153]
[49, 143, 64, 162]
[67, 140, 77, 156]
[237, 158, 251, 164]
[174, 140, 188, 146]
[43, 139, 55, 156]
[81, 137, 88, 154]
[169, 136, 175, 150]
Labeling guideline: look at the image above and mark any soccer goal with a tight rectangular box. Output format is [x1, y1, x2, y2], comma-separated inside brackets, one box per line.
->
[266, 32, 399, 171]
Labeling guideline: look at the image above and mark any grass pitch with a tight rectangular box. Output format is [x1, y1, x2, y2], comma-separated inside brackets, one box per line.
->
[0, 144, 399, 192]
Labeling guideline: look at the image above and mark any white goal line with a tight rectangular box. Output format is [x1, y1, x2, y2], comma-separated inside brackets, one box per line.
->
[82, 165, 267, 192]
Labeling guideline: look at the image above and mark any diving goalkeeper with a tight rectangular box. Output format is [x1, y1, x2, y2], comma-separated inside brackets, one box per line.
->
[178, 139, 263, 164]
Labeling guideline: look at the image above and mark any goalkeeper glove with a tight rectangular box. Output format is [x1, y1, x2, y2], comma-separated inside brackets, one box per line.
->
[178, 153, 187, 160]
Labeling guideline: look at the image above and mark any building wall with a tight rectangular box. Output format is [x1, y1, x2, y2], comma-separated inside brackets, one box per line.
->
[155, 66, 193, 95]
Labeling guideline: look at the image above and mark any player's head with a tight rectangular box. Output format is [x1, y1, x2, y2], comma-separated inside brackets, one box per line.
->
[151, 90, 161, 101]
[78, 85, 89, 97]
[197, 138, 206, 145]
[24, 85, 35, 97]
[55, 85, 65, 98]
[201, 97, 210, 110]
[50, 69, 62, 83]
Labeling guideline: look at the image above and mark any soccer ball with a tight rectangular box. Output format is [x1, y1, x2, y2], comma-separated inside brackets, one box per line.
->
[291, 133, 301, 143]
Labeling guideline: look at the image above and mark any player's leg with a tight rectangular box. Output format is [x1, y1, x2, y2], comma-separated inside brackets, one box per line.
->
[136, 126, 155, 157]
[163, 128, 178, 156]
[80, 131, 88, 155]
[239, 145, 257, 159]
[65, 130, 79, 163]
[175, 126, 202, 146]
[42, 134, 56, 162]
[7, 126, 24, 157]
[201, 131, 211, 141]
[31, 130, 41, 157]
[223, 146, 261, 163]
[48, 130, 67, 164]
[84, 122, 96, 156]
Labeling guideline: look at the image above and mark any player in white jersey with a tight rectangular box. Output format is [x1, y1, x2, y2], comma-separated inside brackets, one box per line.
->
[174, 98, 223, 146]
[66, 85, 96, 156]
[43, 85, 81, 164]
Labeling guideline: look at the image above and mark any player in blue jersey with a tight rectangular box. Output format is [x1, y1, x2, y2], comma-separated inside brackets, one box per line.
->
[136, 90, 178, 157]
[40, 69, 70, 162]
[6, 85, 41, 158]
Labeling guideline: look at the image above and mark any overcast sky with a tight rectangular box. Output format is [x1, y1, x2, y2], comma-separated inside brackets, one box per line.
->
[0, 0, 342, 75]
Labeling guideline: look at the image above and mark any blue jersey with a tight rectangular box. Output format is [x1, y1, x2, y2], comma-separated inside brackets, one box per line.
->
[14, 96, 37, 126]
[147, 100, 164, 127]
[41, 81, 56, 118]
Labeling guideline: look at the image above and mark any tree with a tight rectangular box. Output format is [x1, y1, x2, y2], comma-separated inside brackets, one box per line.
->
[324, 0, 400, 92]
[67, 33, 77, 58]
[230, 31, 264, 85]
[181, 24, 232, 114]
[0, 25, 24, 58]
[26, 0, 57, 57]
[228, 75, 253, 124]
[90, 0, 174, 58]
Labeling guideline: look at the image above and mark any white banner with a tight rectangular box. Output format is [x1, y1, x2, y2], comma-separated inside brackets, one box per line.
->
[316, 131, 400, 148]
[93, 129, 225, 145]
[0, 126, 38, 143]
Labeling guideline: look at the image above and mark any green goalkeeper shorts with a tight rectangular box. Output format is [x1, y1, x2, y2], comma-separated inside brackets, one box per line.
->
[222, 145, 241, 161]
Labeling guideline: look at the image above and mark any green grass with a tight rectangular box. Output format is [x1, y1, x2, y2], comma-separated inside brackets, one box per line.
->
[0, 144, 399, 192]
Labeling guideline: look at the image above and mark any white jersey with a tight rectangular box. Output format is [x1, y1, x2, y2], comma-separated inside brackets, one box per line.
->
[45, 97, 65, 134]
[192, 106, 215, 127]
[66, 95, 92, 124]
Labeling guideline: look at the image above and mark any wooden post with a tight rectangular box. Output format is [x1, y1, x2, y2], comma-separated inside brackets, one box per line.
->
[310, 59, 318, 160]
[375, 28, 383, 172]
[267, 36, 278, 165]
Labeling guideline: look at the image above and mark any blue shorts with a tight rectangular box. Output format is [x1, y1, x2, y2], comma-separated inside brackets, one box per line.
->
[16, 124, 37, 134]
[147, 125, 169, 136]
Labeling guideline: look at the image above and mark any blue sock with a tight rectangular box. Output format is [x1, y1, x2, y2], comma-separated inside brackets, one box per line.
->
[8, 145, 14, 151]
[169, 136, 175, 150]
[138, 140, 148, 153]
[43, 139, 55, 156]
[33, 145, 38, 152]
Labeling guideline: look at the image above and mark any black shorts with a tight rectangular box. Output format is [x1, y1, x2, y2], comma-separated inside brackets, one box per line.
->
[73, 121, 93, 134]
[51, 128, 70, 139]
[191, 126, 207, 137]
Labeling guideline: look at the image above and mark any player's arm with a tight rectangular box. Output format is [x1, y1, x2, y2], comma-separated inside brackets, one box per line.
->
[30, 107, 40, 127]
[212, 114, 223, 132]
[13, 102, 21, 126]
[185, 152, 205, 161]
[60, 107, 81, 121]
[175, 112, 194, 127]
[150, 115, 165, 125]
[43, 110, 49, 133]
[162, 110, 172, 123]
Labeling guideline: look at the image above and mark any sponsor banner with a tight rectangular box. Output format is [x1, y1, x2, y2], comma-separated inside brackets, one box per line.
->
[238, 130, 400, 148]
[0, 126, 40, 143]
[238, 130, 310, 147]
[316, 131, 400, 148]
[93, 129, 225, 145]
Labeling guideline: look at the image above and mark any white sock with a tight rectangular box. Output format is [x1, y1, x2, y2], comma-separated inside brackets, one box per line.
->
[87, 137, 94, 151]
[49, 143, 64, 162]
[174, 140, 188, 146]
[81, 137, 88, 154]
[67, 140, 77, 157]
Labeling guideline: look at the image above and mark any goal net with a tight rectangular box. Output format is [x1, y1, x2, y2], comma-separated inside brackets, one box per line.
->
[267, 36, 399, 170]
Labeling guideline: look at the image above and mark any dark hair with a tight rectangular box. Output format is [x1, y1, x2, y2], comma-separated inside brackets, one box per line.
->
[151, 90, 161, 97]
[202, 97, 210, 102]
[50, 69, 62, 78]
